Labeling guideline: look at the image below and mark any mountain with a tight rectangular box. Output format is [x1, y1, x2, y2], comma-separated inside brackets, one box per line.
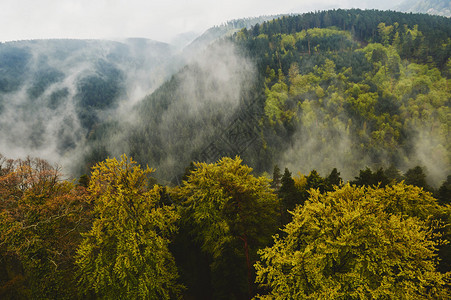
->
[182, 15, 284, 58]
[170, 31, 200, 50]
[0, 19, 266, 175]
[85, 9, 449, 184]
[0, 38, 181, 169]
[395, 0, 451, 17]
[2, 10, 449, 300]
[0, 10, 449, 186]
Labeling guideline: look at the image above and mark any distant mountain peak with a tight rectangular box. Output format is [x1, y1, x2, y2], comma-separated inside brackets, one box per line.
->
[395, 0, 451, 17]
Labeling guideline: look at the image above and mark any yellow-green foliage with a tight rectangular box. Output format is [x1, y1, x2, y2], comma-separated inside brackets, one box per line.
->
[264, 79, 291, 124]
[255, 183, 450, 299]
[177, 156, 279, 297]
[178, 156, 277, 259]
[262, 32, 450, 167]
[76, 155, 182, 299]
[295, 27, 352, 41]
[0, 157, 90, 299]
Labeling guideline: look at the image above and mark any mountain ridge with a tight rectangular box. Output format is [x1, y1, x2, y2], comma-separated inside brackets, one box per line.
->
[395, 0, 451, 17]
[0, 9, 449, 185]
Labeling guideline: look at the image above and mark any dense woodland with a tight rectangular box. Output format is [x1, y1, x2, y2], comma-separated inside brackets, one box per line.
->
[84, 9, 451, 184]
[0, 39, 180, 161]
[0, 9, 450, 299]
[0, 154, 449, 299]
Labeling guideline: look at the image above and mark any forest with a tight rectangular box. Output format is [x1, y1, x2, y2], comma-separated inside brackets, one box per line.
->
[0, 154, 449, 299]
[0, 8, 450, 299]
[77, 9, 450, 186]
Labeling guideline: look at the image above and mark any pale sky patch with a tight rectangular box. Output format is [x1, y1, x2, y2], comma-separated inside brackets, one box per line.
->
[1, 0, 404, 43]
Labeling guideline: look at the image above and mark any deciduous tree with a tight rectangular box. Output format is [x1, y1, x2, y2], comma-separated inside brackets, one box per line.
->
[177, 156, 278, 299]
[0, 155, 90, 299]
[255, 183, 450, 299]
[76, 155, 182, 299]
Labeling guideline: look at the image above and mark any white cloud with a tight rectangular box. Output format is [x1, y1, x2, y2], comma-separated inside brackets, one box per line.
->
[1, 0, 404, 43]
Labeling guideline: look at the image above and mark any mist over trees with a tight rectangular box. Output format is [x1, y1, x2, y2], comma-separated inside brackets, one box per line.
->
[0, 39, 181, 172]
[0, 8, 450, 299]
[232, 9, 450, 184]
[80, 9, 450, 187]
[0, 10, 448, 186]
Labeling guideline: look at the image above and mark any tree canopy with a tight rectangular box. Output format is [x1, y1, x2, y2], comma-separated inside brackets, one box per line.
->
[177, 156, 278, 299]
[0, 155, 90, 299]
[255, 183, 450, 299]
[75, 155, 182, 299]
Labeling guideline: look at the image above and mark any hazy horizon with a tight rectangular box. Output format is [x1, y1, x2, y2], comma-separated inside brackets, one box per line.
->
[1, 0, 405, 44]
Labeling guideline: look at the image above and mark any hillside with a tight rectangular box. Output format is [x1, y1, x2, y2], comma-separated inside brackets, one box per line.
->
[0, 19, 277, 175]
[83, 9, 450, 185]
[395, 0, 451, 17]
[0, 38, 181, 168]
[0, 10, 449, 186]
[183, 15, 283, 57]
[0, 9, 450, 300]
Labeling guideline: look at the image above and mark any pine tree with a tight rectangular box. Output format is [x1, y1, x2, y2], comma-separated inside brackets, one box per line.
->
[278, 168, 302, 224]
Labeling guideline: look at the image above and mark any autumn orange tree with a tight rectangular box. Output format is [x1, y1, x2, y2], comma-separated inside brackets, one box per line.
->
[0, 154, 91, 299]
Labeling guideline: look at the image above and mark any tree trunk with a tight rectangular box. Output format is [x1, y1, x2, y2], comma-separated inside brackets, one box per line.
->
[241, 234, 253, 299]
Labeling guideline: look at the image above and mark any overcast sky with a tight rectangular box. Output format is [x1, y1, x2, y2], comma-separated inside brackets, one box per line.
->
[1, 0, 405, 43]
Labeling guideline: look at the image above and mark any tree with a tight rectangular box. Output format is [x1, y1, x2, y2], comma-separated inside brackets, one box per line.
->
[351, 167, 389, 187]
[76, 155, 182, 299]
[404, 166, 430, 191]
[278, 168, 302, 225]
[0, 155, 91, 299]
[437, 175, 451, 206]
[255, 183, 450, 299]
[384, 164, 402, 184]
[325, 168, 342, 191]
[272, 165, 282, 190]
[177, 156, 278, 299]
[305, 170, 326, 193]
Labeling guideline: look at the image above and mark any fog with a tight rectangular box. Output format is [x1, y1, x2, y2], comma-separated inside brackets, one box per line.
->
[276, 105, 449, 187]
[0, 1, 448, 186]
[1, 0, 404, 43]
[1, 32, 447, 185]
[98, 40, 257, 181]
[411, 128, 450, 186]
[0, 39, 181, 177]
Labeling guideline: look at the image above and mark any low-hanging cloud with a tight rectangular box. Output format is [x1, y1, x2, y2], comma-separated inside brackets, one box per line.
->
[0, 38, 181, 178]
[101, 39, 257, 181]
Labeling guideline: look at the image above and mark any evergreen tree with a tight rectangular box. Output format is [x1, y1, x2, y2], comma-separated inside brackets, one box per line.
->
[325, 168, 342, 191]
[272, 165, 282, 191]
[352, 167, 389, 187]
[404, 166, 430, 191]
[384, 164, 402, 184]
[278, 168, 302, 224]
[305, 170, 326, 192]
[437, 175, 451, 205]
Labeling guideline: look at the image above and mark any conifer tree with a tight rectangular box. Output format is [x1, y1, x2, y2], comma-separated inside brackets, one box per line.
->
[278, 168, 302, 224]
